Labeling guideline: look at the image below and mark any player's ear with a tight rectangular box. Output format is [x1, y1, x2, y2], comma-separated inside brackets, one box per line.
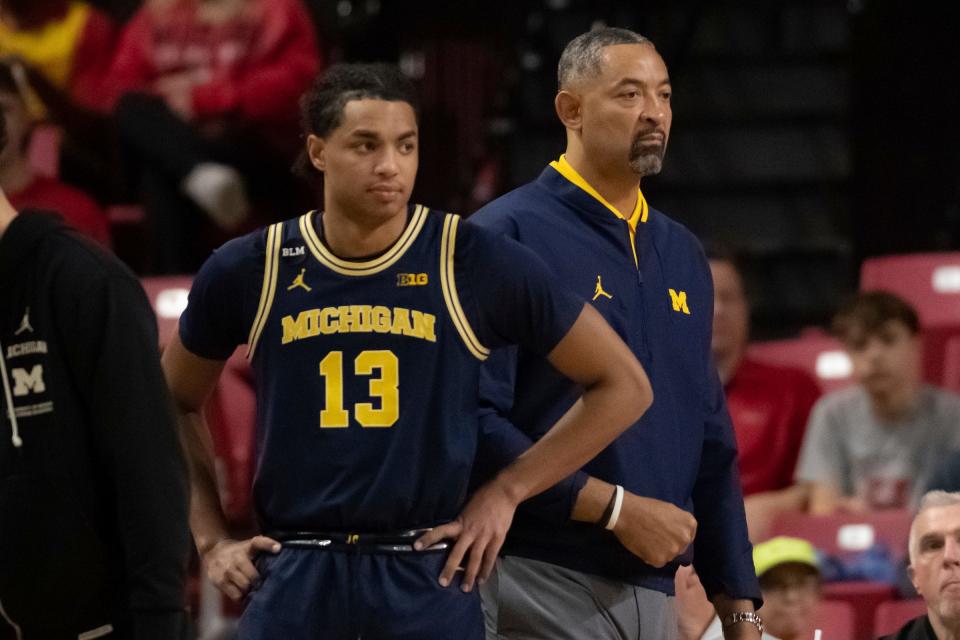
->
[555, 91, 582, 131]
[306, 134, 327, 172]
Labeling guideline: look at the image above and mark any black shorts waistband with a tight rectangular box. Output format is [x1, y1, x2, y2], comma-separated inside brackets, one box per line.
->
[266, 528, 449, 553]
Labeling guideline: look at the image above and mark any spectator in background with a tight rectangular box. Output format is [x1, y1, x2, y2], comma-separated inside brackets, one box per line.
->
[0, 0, 117, 112]
[752, 537, 822, 640]
[676, 537, 820, 640]
[709, 250, 820, 541]
[0, 61, 109, 245]
[107, 0, 320, 273]
[796, 292, 960, 514]
[0, 0, 119, 201]
[882, 490, 960, 640]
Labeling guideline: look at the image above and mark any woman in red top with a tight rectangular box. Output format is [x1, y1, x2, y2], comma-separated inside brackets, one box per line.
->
[108, 0, 321, 272]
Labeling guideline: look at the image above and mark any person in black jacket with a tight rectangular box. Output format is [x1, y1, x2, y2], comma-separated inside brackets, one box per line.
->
[0, 107, 192, 638]
[882, 490, 960, 640]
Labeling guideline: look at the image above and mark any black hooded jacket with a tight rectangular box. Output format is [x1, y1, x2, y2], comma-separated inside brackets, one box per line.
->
[0, 211, 191, 639]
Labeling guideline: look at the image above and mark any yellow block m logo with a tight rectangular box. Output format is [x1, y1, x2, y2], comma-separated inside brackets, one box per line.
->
[669, 289, 690, 315]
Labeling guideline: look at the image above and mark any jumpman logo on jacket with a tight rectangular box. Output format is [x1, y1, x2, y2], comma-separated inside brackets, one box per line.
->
[14, 307, 33, 335]
[593, 276, 613, 301]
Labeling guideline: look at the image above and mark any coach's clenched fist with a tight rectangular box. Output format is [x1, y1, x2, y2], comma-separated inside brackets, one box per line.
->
[572, 478, 696, 568]
[612, 491, 697, 568]
[202, 535, 281, 601]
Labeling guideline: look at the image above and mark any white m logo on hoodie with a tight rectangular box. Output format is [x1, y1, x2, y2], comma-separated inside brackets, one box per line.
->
[12, 365, 45, 396]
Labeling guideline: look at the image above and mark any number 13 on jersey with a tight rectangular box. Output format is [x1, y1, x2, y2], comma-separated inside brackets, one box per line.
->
[318, 350, 399, 428]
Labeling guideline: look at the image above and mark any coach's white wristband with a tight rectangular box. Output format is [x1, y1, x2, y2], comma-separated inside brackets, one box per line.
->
[604, 485, 625, 531]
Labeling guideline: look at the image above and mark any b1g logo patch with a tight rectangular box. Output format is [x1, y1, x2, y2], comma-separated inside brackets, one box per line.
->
[397, 273, 429, 287]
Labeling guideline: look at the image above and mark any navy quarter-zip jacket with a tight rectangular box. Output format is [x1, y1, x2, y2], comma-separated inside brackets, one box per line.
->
[471, 164, 761, 602]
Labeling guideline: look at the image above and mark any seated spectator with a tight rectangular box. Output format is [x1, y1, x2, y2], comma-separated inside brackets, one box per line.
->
[0, 0, 117, 112]
[753, 537, 822, 640]
[709, 250, 821, 540]
[0, 0, 119, 200]
[881, 490, 960, 639]
[796, 291, 960, 514]
[0, 62, 109, 245]
[106, 0, 320, 273]
[675, 536, 820, 640]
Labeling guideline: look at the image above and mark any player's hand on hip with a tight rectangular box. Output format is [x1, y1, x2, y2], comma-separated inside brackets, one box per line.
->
[202, 535, 281, 601]
[415, 480, 519, 593]
[613, 492, 696, 568]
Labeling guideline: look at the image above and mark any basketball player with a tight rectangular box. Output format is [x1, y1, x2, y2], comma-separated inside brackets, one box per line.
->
[161, 63, 653, 639]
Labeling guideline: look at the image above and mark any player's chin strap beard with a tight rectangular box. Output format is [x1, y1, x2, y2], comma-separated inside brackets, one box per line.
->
[0, 337, 23, 449]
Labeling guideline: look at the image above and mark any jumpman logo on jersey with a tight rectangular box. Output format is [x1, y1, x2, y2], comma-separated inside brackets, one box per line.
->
[14, 307, 33, 335]
[593, 276, 613, 301]
[288, 268, 312, 292]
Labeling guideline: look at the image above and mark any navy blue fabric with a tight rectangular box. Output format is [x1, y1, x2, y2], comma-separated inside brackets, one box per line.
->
[470, 167, 761, 603]
[236, 548, 483, 639]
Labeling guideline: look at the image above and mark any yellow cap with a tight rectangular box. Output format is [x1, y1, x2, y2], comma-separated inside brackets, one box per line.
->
[753, 536, 819, 578]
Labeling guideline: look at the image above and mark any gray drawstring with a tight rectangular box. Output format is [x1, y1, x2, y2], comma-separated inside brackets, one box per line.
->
[0, 338, 22, 448]
[0, 595, 23, 639]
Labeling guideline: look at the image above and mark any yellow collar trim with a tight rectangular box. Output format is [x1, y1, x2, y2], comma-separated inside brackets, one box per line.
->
[549, 154, 648, 230]
[300, 205, 428, 277]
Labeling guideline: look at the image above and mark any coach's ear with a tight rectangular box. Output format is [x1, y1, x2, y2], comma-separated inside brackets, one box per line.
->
[306, 134, 327, 172]
[555, 91, 583, 131]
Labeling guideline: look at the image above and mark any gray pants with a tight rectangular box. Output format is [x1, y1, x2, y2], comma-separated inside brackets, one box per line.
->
[480, 556, 677, 640]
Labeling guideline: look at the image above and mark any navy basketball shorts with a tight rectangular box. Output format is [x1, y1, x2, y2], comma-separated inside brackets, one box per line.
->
[236, 546, 484, 639]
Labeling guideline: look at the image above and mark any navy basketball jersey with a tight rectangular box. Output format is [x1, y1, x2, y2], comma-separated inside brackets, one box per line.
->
[246, 205, 489, 532]
[179, 204, 583, 534]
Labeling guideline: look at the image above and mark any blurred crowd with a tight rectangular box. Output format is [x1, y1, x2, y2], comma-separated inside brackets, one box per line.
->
[1, 0, 320, 272]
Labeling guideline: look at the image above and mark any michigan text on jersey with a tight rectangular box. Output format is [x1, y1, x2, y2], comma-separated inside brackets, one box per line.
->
[281, 305, 437, 344]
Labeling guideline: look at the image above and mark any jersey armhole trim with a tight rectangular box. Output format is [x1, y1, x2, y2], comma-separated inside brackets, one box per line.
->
[440, 214, 491, 361]
[246, 222, 283, 360]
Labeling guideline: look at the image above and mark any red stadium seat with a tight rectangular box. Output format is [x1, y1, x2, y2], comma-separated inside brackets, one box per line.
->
[813, 600, 855, 640]
[747, 330, 853, 393]
[860, 253, 960, 383]
[822, 583, 896, 640]
[860, 253, 960, 326]
[873, 599, 928, 637]
[771, 510, 913, 560]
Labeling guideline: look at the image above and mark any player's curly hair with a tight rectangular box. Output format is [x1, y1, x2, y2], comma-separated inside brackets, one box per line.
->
[294, 63, 419, 178]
